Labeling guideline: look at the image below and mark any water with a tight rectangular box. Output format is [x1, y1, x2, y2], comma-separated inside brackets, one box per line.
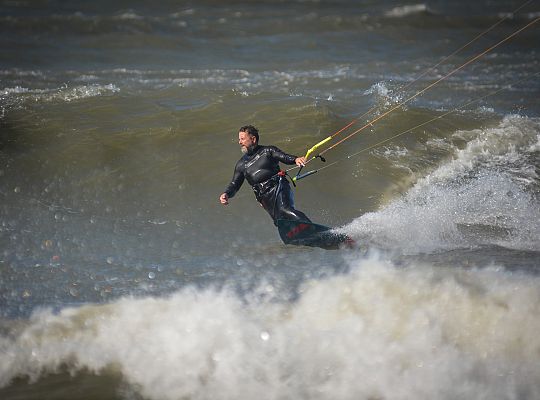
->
[1, 0, 539, 399]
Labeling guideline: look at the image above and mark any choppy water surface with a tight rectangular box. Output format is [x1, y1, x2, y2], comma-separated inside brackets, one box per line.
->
[1, 0, 539, 399]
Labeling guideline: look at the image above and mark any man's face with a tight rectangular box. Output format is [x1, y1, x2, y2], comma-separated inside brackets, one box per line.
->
[238, 131, 257, 153]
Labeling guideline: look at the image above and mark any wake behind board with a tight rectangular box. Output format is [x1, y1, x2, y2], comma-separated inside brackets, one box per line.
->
[277, 219, 355, 250]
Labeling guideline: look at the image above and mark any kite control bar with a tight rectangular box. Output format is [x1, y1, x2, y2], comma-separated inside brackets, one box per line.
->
[293, 136, 331, 183]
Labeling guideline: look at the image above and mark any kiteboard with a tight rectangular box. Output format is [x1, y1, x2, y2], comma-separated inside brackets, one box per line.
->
[277, 219, 355, 250]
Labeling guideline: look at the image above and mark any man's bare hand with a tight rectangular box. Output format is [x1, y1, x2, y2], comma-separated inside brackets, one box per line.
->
[295, 157, 306, 167]
[219, 193, 229, 205]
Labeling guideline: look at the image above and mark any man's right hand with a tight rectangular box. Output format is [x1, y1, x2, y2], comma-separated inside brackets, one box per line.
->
[219, 193, 229, 205]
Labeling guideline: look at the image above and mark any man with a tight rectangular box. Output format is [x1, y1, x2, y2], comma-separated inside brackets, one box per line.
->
[219, 125, 312, 225]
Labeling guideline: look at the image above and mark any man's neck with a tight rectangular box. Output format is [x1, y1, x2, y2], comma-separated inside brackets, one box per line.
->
[246, 144, 259, 155]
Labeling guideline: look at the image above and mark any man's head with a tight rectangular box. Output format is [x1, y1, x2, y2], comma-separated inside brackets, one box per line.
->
[238, 125, 259, 153]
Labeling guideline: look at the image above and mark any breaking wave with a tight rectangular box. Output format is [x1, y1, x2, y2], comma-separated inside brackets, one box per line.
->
[1, 256, 540, 400]
[345, 115, 540, 253]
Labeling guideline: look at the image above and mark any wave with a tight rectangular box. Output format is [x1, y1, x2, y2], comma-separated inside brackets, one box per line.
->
[1, 256, 539, 399]
[0, 12, 159, 35]
[1, 84, 120, 111]
[499, 10, 540, 21]
[344, 115, 540, 253]
[384, 4, 431, 18]
[3, 2, 534, 39]
[0, 66, 370, 103]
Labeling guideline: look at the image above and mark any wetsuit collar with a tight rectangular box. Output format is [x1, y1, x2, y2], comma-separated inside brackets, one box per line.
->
[246, 144, 260, 155]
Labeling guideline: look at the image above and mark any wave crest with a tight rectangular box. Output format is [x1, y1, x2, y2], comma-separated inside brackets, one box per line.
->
[1, 257, 540, 399]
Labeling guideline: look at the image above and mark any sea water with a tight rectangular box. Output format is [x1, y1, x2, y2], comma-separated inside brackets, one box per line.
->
[1, 1, 539, 399]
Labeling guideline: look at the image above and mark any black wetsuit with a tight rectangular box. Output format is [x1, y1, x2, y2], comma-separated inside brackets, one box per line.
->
[224, 145, 311, 225]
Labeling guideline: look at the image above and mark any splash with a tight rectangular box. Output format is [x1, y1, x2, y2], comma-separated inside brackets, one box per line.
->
[346, 115, 540, 253]
[1, 257, 539, 399]
[364, 82, 405, 114]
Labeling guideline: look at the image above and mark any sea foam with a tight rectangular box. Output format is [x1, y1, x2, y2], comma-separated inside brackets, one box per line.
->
[346, 115, 540, 253]
[1, 256, 539, 399]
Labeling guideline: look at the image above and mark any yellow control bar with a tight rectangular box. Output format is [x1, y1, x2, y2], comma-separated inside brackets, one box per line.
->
[292, 136, 333, 184]
[304, 136, 332, 160]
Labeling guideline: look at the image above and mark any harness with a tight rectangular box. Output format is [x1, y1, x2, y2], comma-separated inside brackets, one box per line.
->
[252, 171, 295, 218]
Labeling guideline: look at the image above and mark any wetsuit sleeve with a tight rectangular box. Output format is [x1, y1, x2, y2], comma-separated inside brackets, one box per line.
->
[224, 159, 245, 198]
[268, 146, 297, 165]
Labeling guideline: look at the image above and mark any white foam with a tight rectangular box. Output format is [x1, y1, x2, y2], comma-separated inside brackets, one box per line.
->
[116, 11, 143, 20]
[1, 257, 539, 399]
[345, 115, 540, 253]
[0, 69, 45, 78]
[420, 115, 539, 187]
[2, 84, 120, 104]
[385, 4, 428, 18]
[364, 81, 404, 111]
[1, 86, 30, 95]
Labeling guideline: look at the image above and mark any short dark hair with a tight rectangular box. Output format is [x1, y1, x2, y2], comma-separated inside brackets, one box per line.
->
[239, 125, 259, 142]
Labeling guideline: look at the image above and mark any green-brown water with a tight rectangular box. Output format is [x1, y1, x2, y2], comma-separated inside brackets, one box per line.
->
[1, 1, 539, 399]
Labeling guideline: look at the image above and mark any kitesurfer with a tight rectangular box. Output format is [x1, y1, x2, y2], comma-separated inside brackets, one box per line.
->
[219, 125, 311, 225]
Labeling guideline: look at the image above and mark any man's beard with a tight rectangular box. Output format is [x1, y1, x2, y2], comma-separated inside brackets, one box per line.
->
[241, 144, 255, 154]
